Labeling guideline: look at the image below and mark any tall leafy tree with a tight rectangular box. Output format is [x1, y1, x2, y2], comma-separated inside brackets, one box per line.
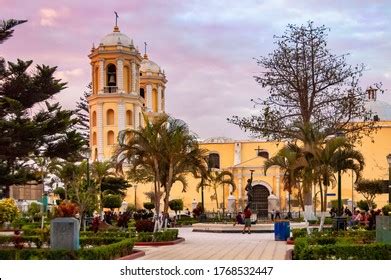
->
[229, 21, 380, 143]
[355, 179, 387, 209]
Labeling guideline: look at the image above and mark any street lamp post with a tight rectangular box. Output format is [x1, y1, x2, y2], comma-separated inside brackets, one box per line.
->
[386, 154, 391, 204]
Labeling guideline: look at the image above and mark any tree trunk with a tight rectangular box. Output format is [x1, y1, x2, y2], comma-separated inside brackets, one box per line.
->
[303, 190, 312, 206]
[318, 180, 323, 212]
[215, 188, 219, 210]
[164, 191, 170, 214]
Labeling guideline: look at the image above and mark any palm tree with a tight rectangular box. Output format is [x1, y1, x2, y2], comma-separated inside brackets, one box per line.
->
[264, 144, 306, 211]
[49, 160, 80, 200]
[158, 118, 208, 214]
[115, 114, 171, 231]
[198, 170, 236, 210]
[91, 160, 114, 213]
[115, 114, 208, 230]
[330, 139, 364, 216]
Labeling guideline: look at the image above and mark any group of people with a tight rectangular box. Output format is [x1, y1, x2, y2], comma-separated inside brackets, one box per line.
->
[329, 206, 384, 230]
[349, 208, 382, 229]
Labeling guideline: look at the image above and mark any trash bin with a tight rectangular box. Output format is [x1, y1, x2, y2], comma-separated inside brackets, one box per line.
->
[274, 221, 290, 241]
[333, 217, 347, 231]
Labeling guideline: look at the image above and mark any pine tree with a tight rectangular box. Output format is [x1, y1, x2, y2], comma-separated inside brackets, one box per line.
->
[0, 19, 85, 191]
[75, 83, 92, 144]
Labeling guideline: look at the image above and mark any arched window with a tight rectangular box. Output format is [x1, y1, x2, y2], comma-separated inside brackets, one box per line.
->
[92, 111, 97, 127]
[126, 110, 133, 125]
[94, 148, 98, 161]
[94, 67, 99, 94]
[257, 150, 269, 159]
[107, 130, 114, 145]
[124, 65, 130, 93]
[106, 109, 114, 125]
[140, 88, 145, 98]
[208, 153, 220, 169]
[152, 88, 158, 112]
[106, 64, 116, 86]
[92, 132, 97, 145]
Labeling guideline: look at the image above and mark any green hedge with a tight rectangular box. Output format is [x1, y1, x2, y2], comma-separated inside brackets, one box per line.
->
[80, 236, 124, 248]
[137, 229, 179, 242]
[293, 230, 382, 260]
[80, 230, 135, 238]
[0, 238, 134, 260]
[294, 238, 391, 260]
[0, 235, 44, 248]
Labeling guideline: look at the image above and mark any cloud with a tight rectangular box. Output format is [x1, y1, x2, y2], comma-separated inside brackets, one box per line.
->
[39, 7, 70, 27]
[39, 8, 58, 26]
[55, 68, 84, 82]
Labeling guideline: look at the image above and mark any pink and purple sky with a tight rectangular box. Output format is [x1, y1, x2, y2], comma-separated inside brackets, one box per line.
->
[1, 0, 390, 139]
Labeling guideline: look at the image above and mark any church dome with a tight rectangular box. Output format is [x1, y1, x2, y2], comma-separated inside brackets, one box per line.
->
[365, 100, 391, 121]
[100, 26, 132, 46]
[140, 56, 161, 73]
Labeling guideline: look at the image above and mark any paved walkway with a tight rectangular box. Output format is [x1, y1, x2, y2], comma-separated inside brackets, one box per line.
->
[137, 228, 293, 260]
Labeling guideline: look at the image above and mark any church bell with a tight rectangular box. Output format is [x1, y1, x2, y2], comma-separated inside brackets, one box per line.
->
[108, 74, 116, 84]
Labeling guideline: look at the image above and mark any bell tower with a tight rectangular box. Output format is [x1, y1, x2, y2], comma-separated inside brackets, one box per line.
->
[88, 24, 144, 161]
[139, 44, 167, 120]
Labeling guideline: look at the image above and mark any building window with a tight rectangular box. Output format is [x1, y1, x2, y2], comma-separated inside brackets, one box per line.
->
[208, 153, 220, 169]
[94, 67, 99, 94]
[124, 65, 130, 93]
[140, 88, 145, 98]
[258, 150, 269, 159]
[92, 132, 97, 145]
[107, 130, 114, 145]
[126, 110, 133, 125]
[94, 148, 98, 161]
[152, 88, 158, 112]
[106, 109, 114, 125]
[92, 111, 97, 127]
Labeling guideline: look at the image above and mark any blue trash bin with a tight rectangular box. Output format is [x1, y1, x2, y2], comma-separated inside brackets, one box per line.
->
[274, 221, 290, 241]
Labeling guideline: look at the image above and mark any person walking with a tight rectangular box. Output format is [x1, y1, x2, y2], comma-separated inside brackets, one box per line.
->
[242, 206, 252, 234]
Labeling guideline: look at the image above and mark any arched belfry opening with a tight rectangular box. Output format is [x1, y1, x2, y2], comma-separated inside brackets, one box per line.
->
[106, 63, 117, 93]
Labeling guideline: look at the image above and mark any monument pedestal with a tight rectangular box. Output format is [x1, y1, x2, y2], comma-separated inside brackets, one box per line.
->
[50, 217, 80, 250]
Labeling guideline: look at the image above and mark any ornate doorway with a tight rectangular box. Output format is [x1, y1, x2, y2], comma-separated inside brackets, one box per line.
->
[251, 184, 270, 218]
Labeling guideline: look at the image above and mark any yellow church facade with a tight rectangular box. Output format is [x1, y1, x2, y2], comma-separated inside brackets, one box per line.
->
[88, 25, 391, 217]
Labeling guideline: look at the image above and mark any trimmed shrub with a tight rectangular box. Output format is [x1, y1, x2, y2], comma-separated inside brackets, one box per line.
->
[143, 202, 155, 211]
[135, 220, 154, 232]
[294, 240, 391, 260]
[0, 238, 134, 260]
[136, 229, 179, 242]
[382, 204, 391, 216]
[102, 194, 122, 210]
[169, 199, 183, 214]
[0, 198, 19, 224]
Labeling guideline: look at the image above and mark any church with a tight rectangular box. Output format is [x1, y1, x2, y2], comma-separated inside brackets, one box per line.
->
[88, 24, 391, 218]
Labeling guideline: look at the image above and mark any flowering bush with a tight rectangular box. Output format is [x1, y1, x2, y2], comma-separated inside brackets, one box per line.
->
[55, 201, 79, 217]
[0, 198, 19, 225]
